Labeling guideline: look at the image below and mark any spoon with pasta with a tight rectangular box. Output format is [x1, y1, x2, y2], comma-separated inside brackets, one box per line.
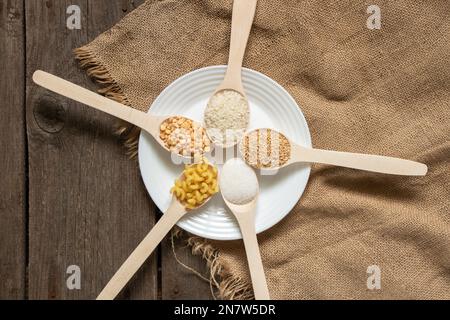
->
[240, 128, 428, 176]
[97, 162, 219, 300]
[33, 70, 212, 159]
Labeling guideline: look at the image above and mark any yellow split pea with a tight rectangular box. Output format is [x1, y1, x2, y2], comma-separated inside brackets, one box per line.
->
[159, 116, 212, 158]
[171, 162, 219, 210]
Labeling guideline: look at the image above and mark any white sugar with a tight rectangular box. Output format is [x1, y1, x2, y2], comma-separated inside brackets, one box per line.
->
[220, 158, 259, 205]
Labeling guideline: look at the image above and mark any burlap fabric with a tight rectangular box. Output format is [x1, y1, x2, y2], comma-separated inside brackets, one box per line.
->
[75, 0, 450, 299]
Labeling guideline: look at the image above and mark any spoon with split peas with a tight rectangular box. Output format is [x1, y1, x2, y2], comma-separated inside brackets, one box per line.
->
[97, 163, 218, 300]
[32, 70, 212, 158]
[240, 129, 428, 176]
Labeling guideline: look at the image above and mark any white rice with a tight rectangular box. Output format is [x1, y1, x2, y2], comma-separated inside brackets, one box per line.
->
[204, 90, 249, 146]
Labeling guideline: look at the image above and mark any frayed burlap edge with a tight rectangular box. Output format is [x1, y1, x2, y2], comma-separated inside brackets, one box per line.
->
[74, 46, 254, 300]
[74, 47, 141, 158]
[172, 227, 254, 300]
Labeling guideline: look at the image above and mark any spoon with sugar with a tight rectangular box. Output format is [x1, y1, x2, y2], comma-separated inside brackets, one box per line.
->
[204, 0, 257, 148]
[33, 70, 212, 159]
[220, 158, 270, 300]
[97, 163, 219, 300]
[240, 128, 428, 176]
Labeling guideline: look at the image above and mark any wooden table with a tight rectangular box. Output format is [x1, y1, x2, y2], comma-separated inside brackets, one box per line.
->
[0, 0, 211, 300]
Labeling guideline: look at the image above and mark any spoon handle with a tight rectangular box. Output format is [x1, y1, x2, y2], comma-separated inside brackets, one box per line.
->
[222, 0, 257, 90]
[235, 214, 270, 300]
[97, 199, 186, 300]
[293, 146, 428, 176]
[32, 70, 155, 130]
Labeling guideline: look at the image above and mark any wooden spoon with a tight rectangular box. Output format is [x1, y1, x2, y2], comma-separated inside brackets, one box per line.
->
[241, 129, 428, 176]
[97, 197, 185, 300]
[204, 0, 257, 147]
[32, 70, 211, 158]
[220, 159, 270, 302]
[97, 168, 215, 300]
[222, 196, 270, 300]
[212, 0, 257, 97]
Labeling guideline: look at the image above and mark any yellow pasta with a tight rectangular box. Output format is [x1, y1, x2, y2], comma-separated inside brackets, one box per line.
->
[171, 160, 219, 209]
[200, 182, 209, 193]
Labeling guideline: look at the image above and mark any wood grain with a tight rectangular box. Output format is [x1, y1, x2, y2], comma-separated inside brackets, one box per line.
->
[0, 0, 212, 300]
[26, 0, 157, 299]
[98, 199, 186, 300]
[161, 233, 213, 300]
[0, 0, 26, 299]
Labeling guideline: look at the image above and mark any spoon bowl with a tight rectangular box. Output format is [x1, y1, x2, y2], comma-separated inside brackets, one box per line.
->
[223, 197, 257, 215]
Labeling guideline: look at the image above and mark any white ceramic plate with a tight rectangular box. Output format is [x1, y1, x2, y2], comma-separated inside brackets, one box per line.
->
[138, 66, 312, 240]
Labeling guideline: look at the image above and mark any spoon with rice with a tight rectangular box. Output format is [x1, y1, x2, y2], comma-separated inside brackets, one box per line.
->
[220, 158, 270, 300]
[204, 0, 258, 148]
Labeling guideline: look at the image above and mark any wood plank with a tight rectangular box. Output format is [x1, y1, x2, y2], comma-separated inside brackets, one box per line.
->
[85, 0, 213, 300]
[0, 0, 26, 299]
[109, 0, 213, 299]
[26, 0, 157, 299]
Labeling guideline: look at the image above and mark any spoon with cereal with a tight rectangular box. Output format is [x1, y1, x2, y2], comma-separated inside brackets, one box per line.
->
[204, 0, 257, 148]
[240, 129, 428, 176]
[33, 70, 212, 158]
[97, 162, 219, 300]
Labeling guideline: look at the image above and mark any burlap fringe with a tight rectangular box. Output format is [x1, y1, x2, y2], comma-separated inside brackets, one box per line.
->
[74, 47, 141, 158]
[173, 228, 254, 300]
[74, 47, 253, 300]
